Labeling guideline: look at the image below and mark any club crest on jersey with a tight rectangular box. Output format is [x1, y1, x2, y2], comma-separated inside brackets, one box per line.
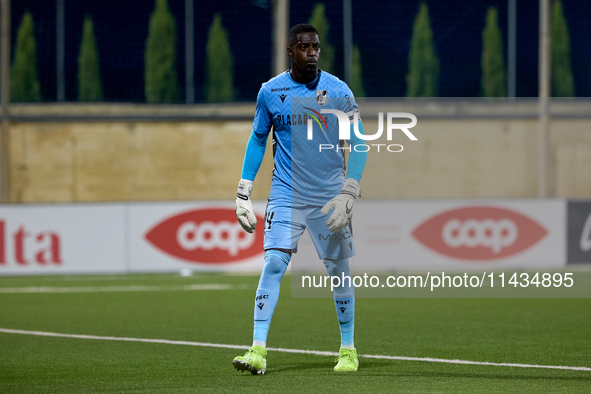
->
[316, 90, 327, 105]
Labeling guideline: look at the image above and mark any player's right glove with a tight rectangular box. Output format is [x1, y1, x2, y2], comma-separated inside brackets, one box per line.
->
[235, 179, 257, 233]
[321, 178, 361, 232]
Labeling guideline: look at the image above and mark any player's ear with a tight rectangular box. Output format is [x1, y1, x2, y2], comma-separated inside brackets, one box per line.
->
[287, 45, 293, 59]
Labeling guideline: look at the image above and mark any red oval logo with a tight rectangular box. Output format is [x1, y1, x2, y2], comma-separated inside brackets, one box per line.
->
[145, 207, 264, 264]
[412, 206, 547, 261]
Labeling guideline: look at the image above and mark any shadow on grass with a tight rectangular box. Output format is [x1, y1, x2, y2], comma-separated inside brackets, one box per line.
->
[358, 359, 591, 381]
[269, 359, 335, 374]
[257, 358, 591, 381]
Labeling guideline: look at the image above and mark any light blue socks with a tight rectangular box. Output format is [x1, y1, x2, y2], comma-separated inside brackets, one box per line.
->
[324, 258, 355, 348]
[253, 249, 290, 346]
[252, 251, 355, 349]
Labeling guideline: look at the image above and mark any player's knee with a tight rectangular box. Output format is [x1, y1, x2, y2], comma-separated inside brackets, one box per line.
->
[323, 260, 336, 276]
[325, 264, 340, 278]
[262, 249, 290, 277]
[324, 258, 354, 297]
[334, 286, 355, 299]
[323, 258, 349, 277]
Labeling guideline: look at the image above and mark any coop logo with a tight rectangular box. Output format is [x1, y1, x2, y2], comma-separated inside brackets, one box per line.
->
[412, 206, 547, 261]
[145, 208, 264, 264]
[308, 109, 417, 153]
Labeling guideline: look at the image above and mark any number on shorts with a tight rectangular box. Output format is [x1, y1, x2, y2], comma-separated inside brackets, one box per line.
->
[265, 211, 275, 230]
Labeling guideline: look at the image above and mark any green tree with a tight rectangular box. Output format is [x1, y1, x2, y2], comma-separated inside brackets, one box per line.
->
[551, 0, 575, 97]
[406, 3, 439, 97]
[308, 3, 335, 74]
[205, 13, 236, 102]
[11, 12, 41, 102]
[144, 0, 179, 103]
[481, 7, 507, 97]
[350, 44, 366, 97]
[78, 15, 103, 101]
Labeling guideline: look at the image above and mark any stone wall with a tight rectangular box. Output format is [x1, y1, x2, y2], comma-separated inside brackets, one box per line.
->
[5, 101, 591, 202]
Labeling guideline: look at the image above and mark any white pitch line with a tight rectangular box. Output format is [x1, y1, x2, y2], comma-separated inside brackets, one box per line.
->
[0, 284, 248, 293]
[0, 328, 589, 372]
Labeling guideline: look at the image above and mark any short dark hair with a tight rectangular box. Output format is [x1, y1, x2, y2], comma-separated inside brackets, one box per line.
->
[288, 24, 319, 48]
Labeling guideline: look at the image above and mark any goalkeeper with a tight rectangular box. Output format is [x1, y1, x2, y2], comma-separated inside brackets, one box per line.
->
[232, 24, 367, 375]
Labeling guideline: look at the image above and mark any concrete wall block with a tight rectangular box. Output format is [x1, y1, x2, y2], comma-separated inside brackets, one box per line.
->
[556, 143, 591, 198]
[7, 113, 591, 202]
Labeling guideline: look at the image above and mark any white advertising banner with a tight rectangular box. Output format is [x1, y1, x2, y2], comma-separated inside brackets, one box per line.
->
[0, 199, 567, 275]
[128, 201, 266, 272]
[0, 204, 126, 275]
[293, 200, 566, 272]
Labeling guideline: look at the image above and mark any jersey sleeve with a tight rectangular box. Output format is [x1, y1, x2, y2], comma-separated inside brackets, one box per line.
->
[252, 85, 273, 135]
[346, 122, 366, 183]
[240, 86, 272, 181]
[338, 82, 361, 124]
[339, 82, 366, 183]
[240, 131, 268, 181]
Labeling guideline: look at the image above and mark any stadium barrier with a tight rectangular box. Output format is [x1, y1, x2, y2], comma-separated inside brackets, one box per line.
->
[5, 100, 591, 203]
[0, 199, 589, 275]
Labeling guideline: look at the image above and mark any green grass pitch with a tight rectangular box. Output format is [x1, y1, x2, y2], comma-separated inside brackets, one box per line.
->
[1, 273, 590, 393]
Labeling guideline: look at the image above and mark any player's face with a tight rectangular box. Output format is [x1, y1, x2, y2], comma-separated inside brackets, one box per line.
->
[289, 33, 320, 77]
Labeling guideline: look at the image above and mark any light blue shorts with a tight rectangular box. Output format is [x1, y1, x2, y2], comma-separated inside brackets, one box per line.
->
[263, 198, 356, 260]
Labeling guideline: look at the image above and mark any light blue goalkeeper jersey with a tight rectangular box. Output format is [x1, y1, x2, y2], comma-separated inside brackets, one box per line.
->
[250, 70, 361, 206]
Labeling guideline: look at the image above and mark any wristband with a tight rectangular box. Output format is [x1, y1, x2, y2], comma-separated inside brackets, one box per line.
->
[237, 179, 253, 200]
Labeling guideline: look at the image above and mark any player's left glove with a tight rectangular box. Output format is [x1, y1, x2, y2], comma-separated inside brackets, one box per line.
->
[321, 178, 361, 232]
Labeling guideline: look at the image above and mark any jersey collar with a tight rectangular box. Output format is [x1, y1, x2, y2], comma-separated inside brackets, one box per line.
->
[288, 69, 322, 89]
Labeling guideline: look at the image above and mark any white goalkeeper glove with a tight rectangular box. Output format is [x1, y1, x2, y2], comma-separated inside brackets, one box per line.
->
[321, 178, 361, 232]
[235, 179, 257, 233]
